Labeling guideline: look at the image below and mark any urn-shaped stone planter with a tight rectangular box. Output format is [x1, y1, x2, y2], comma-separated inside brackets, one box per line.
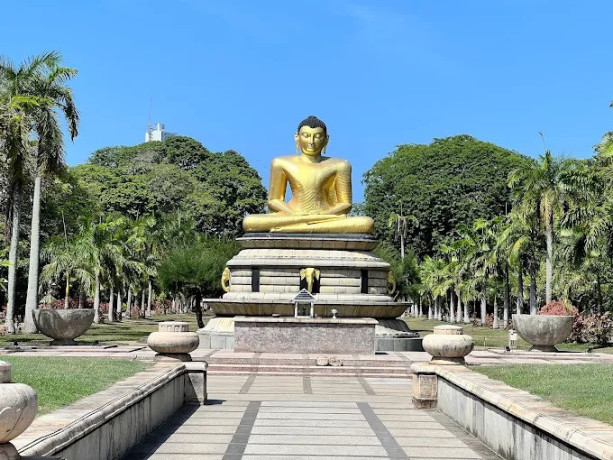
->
[422, 325, 474, 364]
[0, 361, 37, 444]
[33, 308, 95, 345]
[512, 314, 574, 352]
[148, 321, 199, 361]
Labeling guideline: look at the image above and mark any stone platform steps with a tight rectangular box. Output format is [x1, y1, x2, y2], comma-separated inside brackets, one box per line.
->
[203, 352, 420, 378]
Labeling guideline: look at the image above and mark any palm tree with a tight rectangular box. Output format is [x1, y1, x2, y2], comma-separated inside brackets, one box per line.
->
[387, 205, 418, 261]
[1, 53, 58, 332]
[23, 53, 78, 332]
[508, 150, 569, 304]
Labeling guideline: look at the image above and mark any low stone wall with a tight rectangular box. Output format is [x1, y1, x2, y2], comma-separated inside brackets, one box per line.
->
[13, 361, 206, 460]
[411, 363, 613, 460]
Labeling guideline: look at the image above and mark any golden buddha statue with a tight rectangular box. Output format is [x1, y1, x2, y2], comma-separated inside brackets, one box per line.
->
[243, 116, 374, 234]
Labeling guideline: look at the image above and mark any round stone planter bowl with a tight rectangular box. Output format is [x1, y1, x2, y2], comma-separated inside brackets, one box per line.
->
[32, 308, 95, 345]
[512, 314, 574, 352]
[148, 321, 199, 361]
[422, 325, 474, 364]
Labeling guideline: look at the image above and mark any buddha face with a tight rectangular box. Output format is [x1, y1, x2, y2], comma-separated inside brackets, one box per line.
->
[295, 126, 328, 157]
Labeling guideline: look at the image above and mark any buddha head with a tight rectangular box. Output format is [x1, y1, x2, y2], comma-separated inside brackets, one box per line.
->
[295, 115, 329, 157]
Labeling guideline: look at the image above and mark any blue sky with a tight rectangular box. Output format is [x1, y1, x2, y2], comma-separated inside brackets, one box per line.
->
[4, 1, 612, 201]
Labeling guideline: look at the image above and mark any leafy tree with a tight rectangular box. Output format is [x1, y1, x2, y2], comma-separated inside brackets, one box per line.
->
[364, 135, 531, 259]
[157, 238, 239, 328]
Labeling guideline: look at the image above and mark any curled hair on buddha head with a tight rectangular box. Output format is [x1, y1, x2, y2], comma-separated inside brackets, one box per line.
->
[297, 115, 327, 136]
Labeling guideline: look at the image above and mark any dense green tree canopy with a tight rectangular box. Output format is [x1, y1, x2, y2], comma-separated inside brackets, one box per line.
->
[364, 135, 532, 258]
[72, 136, 267, 236]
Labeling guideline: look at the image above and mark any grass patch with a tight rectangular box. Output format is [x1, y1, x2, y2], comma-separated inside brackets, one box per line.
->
[0, 312, 207, 346]
[475, 364, 613, 425]
[1, 356, 152, 414]
[403, 316, 613, 353]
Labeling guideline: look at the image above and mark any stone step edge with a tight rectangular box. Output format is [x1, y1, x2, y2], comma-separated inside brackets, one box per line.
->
[209, 370, 411, 378]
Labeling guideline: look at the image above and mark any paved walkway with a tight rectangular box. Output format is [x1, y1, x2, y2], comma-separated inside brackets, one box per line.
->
[124, 374, 501, 459]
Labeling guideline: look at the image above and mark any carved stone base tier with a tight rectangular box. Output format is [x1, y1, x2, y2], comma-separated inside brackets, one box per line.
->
[207, 233, 409, 319]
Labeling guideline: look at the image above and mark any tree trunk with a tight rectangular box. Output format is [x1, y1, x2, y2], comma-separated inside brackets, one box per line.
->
[463, 296, 469, 323]
[172, 297, 176, 314]
[545, 222, 553, 304]
[427, 296, 433, 320]
[108, 285, 114, 323]
[64, 272, 70, 309]
[529, 265, 537, 315]
[457, 292, 463, 322]
[5, 183, 22, 334]
[194, 292, 204, 329]
[503, 267, 510, 327]
[126, 287, 132, 319]
[517, 268, 524, 314]
[449, 291, 456, 323]
[146, 280, 152, 318]
[93, 276, 101, 324]
[116, 291, 122, 321]
[140, 290, 145, 318]
[23, 174, 42, 333]
[480, 290, 487, 324]
[436, 296, 442, 321]
[493, 294, 499, 329]
[78, 289, 84, 308]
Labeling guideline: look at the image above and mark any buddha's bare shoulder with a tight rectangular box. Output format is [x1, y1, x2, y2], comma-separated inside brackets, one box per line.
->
[271, 155, 296, 166]
[321, 156, 351, 169]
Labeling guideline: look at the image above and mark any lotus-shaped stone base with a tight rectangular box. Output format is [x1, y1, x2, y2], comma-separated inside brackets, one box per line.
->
[512, 314, 574, 352]
[33, 309, 95, 345]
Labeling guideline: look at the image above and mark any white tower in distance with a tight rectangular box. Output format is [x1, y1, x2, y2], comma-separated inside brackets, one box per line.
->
[145, 123, 169, 142]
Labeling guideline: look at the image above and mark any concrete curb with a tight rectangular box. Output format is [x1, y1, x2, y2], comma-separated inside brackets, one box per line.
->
[13, 361, 206, 459]
[412, 363, 613, 460]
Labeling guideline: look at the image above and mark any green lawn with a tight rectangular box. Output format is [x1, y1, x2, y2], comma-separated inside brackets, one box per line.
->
[403, 316, 613, 353]
[1, 356, 152, 414]
[0, 312, 207, 346]
[475, 364, 613, 426]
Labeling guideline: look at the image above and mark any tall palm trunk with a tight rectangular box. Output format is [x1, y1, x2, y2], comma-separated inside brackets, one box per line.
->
[146, 280, 152, 318]
[64, 270, 70, 309]
[93, 276, 101, 324]
[545, 221, 553, 304]
[449, 291, 456, 323]
[503, 267, 510, 326]
[116, 291, 122, 321]
[108, 285, 114, 323]
[126, 287, 132, 319]
[516, 268, 524, 314]
[23, 174, 42, 333]
[492, 295, 499, 329]
[427, 296, 433, 319]
[480, 290, 487, 324]
[5, 184, 22, 334]
[463, 296, 469, 323]
[457, 292, 463, 322]
[140, 290, 145, 318]
[529, 265, 537, 315]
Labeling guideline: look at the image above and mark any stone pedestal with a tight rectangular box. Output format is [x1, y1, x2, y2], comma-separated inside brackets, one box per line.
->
[422, 325, 474, 364]
[206, 233, 408, 318]
[410, 363, 438, 408]
[148, 322, 199, 361]
[234, 316, 377, 354]
[0, 360, 37, 455]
